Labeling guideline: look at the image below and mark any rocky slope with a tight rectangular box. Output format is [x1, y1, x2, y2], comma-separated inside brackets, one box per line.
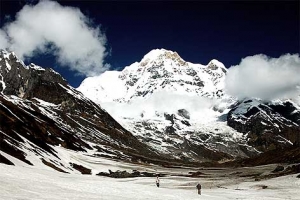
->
[0, 50, 183, 172]
[228, 99, 300, 151]
[79, 49, 300, 162]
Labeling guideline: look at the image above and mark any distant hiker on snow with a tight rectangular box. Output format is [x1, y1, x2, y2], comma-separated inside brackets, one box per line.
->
[196, 183, 201, 195]
[156, 175, 160, 187]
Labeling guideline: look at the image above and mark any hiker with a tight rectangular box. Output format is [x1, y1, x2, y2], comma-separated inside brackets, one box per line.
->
[196, 183, 201, 195]
[156, 175, 160, 187]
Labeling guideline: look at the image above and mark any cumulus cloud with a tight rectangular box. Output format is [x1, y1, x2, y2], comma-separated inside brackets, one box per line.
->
[225, 54, 300, 101]
[0, 0, 109, 76]
[102, 91, 223, 123]
[0, 30, 9, 48]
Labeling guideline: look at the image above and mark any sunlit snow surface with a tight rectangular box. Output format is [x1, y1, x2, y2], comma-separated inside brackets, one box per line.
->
[1, 143, 299, 200]
[1, 162, 299, 200]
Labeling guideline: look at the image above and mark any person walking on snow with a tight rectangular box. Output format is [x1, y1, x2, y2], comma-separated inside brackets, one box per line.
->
[196, 183, 201, 195]
[156, 176, 160, 187]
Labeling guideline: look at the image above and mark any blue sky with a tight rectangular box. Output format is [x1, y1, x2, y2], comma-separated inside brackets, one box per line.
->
[0, 0, 299, 87]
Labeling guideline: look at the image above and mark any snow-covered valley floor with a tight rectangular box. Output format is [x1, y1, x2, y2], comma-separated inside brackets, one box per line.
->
[1, 160, 300, 200]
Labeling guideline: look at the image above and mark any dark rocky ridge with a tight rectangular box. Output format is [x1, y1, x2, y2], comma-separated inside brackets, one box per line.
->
[0, 50, 187, 170]
[227, 99, 300, 152]
[0, 51, 67, 98]
[225, 145, 300, 167]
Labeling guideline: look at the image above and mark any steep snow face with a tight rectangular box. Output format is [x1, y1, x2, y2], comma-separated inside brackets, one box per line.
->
[78, 49, 227, 103]
[78, 49, 257, 161]
[79, 71, 127, 102]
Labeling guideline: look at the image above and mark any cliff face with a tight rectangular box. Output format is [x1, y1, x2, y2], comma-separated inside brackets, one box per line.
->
[227, 99, 300, 152]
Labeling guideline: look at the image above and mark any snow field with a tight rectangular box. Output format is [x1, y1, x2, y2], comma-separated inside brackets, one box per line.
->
[1, 163, 299, 200]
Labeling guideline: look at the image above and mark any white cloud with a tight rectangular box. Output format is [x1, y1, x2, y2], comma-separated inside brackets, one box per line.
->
[225, 54, 300, 101]
[0, 30, 9, 48]
[0, 0, 109, 76]
[101, 91, 222, 123]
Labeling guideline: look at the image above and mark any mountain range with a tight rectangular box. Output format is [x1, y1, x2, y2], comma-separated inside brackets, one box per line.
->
[1, 49, 299, 173]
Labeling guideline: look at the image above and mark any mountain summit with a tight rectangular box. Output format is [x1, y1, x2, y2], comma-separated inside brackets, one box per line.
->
[140, 49, 187, 66]
[78, 49, 227, 103]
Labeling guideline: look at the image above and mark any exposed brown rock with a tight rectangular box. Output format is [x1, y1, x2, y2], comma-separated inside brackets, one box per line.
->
[70, 163, 91, 175]
[41, 159, 68, 173]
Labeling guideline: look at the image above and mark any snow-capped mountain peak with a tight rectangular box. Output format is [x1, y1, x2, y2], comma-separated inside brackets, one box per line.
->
[141, 48, 171, 61]
[0, 49, 27, 71]
[78, 49, 227, 103]
[140, 48, 187, 67]
[207, 59, 227, 72]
